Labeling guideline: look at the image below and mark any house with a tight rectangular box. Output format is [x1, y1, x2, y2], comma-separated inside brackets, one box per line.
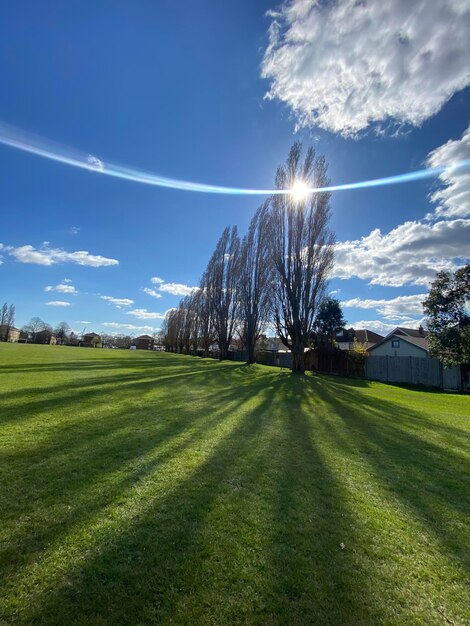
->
[81, 332, 102, 347]
[368, 326, 429, 358]
[265, 337, 285, 352]
[0, 325, 20, 342]
[336, 328, 384, 351]
[134, 335, 155, 350]
[35, 330, 57, 345]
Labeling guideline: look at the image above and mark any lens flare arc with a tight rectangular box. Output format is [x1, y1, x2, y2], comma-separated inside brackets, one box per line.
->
[0, 122, 469, 197]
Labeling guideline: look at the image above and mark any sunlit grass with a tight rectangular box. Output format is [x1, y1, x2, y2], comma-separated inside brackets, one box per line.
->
[0, 344, 469, 625]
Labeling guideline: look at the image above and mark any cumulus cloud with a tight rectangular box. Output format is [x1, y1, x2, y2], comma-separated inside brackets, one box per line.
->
[158, 282, 196, 296]
[427, 124, 470, 218]
[333, 218, 470, 286]
[342, 294, 426, 320]
[126, 308, 166, 320]
[45, 301, 71, 307]
[5, 244, 118, 267]
[262, 0, 470, 135]
[45, 281, 78, 294]
[150, 276, 165, 284]
[75, 320, 91, 324]
[143, 287, 163, 299]
[69, 226, 80, 235]
[101, 296, 134, 306]
[349, 319, 423, 336]
[102, 322, 160, 333]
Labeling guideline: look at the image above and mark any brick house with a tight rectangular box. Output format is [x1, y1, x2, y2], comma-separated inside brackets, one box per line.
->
[135, 335, 155, 350]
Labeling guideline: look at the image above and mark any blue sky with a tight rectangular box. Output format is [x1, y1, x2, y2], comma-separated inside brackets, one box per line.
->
[1, 0, 469, 337]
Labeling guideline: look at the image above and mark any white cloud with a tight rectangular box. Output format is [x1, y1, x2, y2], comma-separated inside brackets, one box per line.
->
[69, 226, 80, 235]
[334, 218, 470, 287]
[45, 301, 71, 307]
[45, 281, 78, 294]
[101, 296, 134, 306]
[351, 318, 424, 336]
[342, 294, 426, 320]
[6, 244, 119, 267]
[126, 308, 166, 320]
[427, 125, 470, 218]
[158, 282, 196, 296]
[143, 287, 163, 299]
[75, 320, 91, 324]
[262, 0, 470, 135]
[102, 322, 160, 333]
[150, 276, 165, 284]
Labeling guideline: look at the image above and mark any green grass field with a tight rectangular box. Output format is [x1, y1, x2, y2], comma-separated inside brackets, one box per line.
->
[0, 343, 469, 625]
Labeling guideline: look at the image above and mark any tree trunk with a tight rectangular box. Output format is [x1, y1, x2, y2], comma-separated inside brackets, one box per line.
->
[246, 346, 256, 364]
[291, 348, 305, 374]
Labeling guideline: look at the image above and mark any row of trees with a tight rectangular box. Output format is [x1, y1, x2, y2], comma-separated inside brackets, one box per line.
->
[162, 143, 338, 373]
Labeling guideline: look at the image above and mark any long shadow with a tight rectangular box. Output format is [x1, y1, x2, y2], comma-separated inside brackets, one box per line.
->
[3, 355, 468, 624]
[3, 368, 389, 625]
[311, 376, 470, 575]
[5, 384, 279, 624]
[1, 367, 265, 580]
[258, 375, 384, 625]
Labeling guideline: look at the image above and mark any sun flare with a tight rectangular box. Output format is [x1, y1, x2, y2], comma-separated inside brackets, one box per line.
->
[291, 180, 310, 202]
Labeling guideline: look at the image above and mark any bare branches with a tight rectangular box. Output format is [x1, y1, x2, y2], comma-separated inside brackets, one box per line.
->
[160, 142, 335, 374]
[267, 142, 335, 373]
[239, 202, 274, 363]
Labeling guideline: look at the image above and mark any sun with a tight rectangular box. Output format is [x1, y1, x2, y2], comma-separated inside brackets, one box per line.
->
[291, 180, 310, 202]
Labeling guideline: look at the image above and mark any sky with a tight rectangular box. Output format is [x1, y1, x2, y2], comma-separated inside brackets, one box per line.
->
[0, 0, 469, 338]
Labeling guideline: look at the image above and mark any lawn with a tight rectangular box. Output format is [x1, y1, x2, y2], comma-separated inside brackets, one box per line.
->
[0, 344, 469, 625]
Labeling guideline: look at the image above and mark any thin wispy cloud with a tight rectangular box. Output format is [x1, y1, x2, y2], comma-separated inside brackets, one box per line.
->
[101, 296, 134, 306]
[45, 300, 71, 307]
[102, 322, 160, 332]
[127, 308, 166, 320]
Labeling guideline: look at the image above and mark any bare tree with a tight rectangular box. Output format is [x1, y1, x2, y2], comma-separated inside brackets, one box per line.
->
[268, 142, 335, 374]
[195, 274, 215, 356]
[162, 308, 181, 352]
[205, 226, 240, 360]
[22, 317, 46, 343]
[239, 202, 274, 363]
[0, 302, 15, 342]
[54, 321, 70, 345]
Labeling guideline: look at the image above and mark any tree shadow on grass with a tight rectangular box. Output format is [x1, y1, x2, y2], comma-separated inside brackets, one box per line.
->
[1, 364, 265, 582]
[2, 361, 468, 625]
[310, 376, 470, 574]
[3, 368, 391, 625]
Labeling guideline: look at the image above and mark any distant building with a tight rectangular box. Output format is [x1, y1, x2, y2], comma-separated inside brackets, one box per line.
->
[81, 332, 102, 347]
[134, 335, 155, 350]
[0, 325, 20, 342]
[336, 328, 384, 351]
[368, 326, 429, 358]
[264, 337, 285, 352]
[35, 330, 57, 345]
